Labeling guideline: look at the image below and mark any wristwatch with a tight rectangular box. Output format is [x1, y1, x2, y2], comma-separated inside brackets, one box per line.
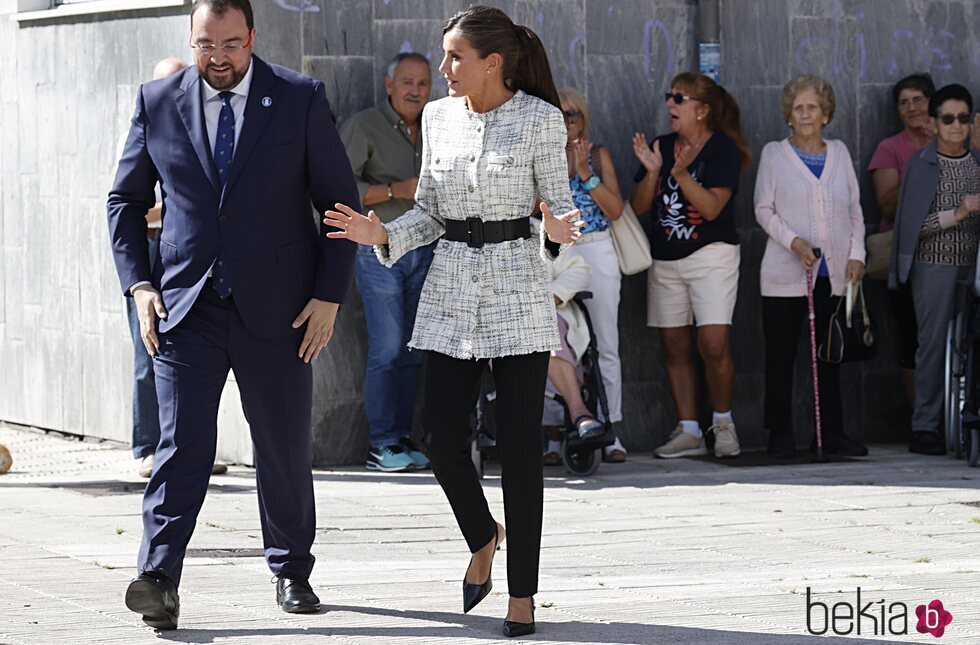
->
[583, 175, 601, 190]
[386, 183, 394, 200]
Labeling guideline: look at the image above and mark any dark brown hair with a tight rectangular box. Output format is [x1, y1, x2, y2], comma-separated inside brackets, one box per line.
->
[191, 0, 254, 31]
[892, 72, 935, 104]
[672, 72, 752, 170]
[444, 5, 560, 109]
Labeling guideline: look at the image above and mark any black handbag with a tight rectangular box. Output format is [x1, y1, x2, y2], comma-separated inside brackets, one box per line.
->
[819, 282, 877, 364]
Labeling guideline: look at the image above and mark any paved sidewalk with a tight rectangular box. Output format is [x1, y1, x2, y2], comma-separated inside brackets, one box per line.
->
[1, 423, 979, 644]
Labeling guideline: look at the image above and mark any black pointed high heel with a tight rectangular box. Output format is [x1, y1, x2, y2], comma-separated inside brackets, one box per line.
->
[462, 523, 501, 613]
[503, 598, 535, 637]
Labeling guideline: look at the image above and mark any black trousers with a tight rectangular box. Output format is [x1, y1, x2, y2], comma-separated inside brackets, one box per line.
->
[762, 277, 844, 444]
[422, 350, 550, 598]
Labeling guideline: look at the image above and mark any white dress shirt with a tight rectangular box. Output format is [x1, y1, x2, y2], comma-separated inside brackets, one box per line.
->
[201, 58, 253, 155]
[128, 61, 254, 295]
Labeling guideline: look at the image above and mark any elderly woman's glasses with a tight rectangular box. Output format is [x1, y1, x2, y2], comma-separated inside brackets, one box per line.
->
[664, 92, 702, 105]
[563, 110, 582, 123]
[938, 112, 971, 125]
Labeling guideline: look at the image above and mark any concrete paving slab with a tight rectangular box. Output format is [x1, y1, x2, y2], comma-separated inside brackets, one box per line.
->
[3, 423, 980, 643]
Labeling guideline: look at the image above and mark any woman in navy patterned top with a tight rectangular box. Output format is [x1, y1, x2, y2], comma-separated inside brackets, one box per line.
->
[548, 87, 629, 465]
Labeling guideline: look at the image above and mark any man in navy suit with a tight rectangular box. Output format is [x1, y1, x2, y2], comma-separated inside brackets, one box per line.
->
[107, 0, 358, 629]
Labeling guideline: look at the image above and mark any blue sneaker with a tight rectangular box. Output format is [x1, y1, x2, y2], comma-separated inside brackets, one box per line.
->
[367, 444, 415, 472]
[399, 437, 430, 469]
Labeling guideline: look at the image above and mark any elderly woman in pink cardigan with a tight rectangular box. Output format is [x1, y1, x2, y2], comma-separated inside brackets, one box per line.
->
[754, 75, 868, 459]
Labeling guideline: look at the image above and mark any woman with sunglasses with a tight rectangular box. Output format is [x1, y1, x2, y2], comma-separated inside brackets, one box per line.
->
[544, 87, 628, 465]
[629, 73, 751, 459]
[890, 83, 980, 456]
[754, 75, 867, 459]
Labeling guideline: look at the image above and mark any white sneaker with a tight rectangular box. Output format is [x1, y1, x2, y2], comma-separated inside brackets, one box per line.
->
[137, 454, 154, 478]
[708, 419, 741, 458]
[653, 425, 707, 459]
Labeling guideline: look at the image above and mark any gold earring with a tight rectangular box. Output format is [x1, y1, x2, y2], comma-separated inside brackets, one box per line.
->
[485, 68, 491, 74]
[697, 116, 702, 121]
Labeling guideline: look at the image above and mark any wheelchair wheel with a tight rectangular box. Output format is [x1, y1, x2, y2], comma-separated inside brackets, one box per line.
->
[969, 428, 980, 467]
[562, 444, 601, 476]
[945, 316, 966, 458]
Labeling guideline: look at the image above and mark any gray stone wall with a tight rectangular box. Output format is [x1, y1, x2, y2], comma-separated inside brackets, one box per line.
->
[1, 0, 978, 464]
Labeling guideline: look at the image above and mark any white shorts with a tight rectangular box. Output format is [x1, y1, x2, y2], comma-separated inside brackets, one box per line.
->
[647, 242, 740, 327]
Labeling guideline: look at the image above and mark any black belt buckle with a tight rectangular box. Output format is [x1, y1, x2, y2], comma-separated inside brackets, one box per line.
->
[465, 217, 484, 248]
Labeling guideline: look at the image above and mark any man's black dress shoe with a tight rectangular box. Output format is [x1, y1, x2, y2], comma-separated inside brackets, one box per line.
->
[125, 572, 180, 630]
[502, 601, 535, 638]
[276, 576, 321, 613]
[909, 431, 946, 455]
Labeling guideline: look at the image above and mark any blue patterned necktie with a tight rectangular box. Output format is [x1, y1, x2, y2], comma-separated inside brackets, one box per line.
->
[211, 91, 235, 298]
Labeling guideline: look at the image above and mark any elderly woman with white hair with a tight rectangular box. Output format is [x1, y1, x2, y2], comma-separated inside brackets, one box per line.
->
[754, 74, 867, 459]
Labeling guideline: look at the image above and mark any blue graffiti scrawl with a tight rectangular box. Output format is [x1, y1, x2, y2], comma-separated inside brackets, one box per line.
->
[274, 0, 320, 12]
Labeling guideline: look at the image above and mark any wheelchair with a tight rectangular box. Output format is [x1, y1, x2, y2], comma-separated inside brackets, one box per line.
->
[943, 278, 980, 466]
[469, 291, 616, 478]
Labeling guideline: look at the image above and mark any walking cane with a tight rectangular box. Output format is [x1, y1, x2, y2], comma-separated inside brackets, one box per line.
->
[807, 249, 826, 462]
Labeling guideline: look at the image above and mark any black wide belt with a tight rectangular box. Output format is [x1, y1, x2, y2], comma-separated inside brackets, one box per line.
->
[443, 217, 532, 248]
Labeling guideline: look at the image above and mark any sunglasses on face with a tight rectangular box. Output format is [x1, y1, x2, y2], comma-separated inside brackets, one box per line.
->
[563, 110, 582, 123]
[938, 112, 971, 125]
[664, 92, 702, 105]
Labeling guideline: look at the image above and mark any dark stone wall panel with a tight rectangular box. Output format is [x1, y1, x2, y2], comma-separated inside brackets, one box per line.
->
[721, 0, 791, 87]
[371, 19, 447, 105]
[302, 0, 374, 57]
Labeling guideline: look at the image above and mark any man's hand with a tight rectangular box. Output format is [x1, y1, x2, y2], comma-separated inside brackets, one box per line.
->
[292, 298, 340, 363]
[132, 284, 168, 356]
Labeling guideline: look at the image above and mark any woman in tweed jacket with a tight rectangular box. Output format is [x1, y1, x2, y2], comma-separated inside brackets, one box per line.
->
[325, 5, 581, 636]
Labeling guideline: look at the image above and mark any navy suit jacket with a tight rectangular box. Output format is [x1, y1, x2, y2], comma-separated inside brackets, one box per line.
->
[108, 56, 360, 339]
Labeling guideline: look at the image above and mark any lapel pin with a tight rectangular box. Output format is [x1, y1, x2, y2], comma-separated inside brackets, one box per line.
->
[262, 97, 272, 107]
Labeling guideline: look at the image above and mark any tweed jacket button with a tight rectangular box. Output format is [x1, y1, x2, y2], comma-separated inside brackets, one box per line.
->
[471, 275, 479, 283]
[476, 126, 482, 132]
[468, 186, 475, 193]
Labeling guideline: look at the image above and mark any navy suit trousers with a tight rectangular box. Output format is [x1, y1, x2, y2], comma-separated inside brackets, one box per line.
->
[138, 285, 315, 586]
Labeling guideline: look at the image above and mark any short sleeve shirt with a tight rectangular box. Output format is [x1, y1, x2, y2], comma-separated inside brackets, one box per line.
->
[634, 131, 740, 260]
[868, 131, 922, 233]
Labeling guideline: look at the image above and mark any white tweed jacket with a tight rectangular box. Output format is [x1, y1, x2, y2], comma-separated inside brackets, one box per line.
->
[375, 90, 574, 359]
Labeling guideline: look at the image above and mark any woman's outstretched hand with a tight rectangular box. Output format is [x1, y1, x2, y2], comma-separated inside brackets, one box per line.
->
[541, 202, 583, 245]
[323, 203, 389, 246]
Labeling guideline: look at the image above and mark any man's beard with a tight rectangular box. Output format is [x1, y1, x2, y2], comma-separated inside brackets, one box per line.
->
[201, 63, 245, 91]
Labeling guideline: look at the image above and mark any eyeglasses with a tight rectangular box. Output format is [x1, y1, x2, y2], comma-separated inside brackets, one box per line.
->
[938, 113, 971, 125]
[191, 37, 251, 56]
[664, 92, 702, 105]
[563, 110, 582, 123]
[898, 95, 927, 109]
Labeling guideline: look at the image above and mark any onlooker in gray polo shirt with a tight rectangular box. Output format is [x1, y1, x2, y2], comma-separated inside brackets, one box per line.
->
[340, 52, 435, 472]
